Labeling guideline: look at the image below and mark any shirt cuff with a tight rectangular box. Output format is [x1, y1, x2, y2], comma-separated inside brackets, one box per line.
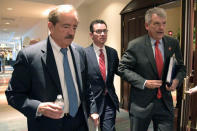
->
[36, 104, 42, 117]
[143, 80, 147, 89]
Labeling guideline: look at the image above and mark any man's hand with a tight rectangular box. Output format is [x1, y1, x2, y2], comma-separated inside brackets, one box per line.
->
[185, 86, 197, 94]
[145, 80, 162, 89]
[90, 113, 99, 126]
[38, 102, 64, 119]
[166, 79, 179, 91]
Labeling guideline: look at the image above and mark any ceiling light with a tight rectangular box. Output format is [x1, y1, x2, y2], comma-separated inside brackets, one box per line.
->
[5, 22, 10, 25]
[7, 8, 13, 11]
[13, 37, 20, 40]
[3, 28, 8, 31]
[42, 6, 56, 17]
[42, 8, 52, 17]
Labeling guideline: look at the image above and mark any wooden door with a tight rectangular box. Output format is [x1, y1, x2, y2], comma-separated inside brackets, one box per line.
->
[188, 8, 197, 131]
[179, 0, 197, 131]
[191, 3, 197, 131]
[120, 9, 147, 109]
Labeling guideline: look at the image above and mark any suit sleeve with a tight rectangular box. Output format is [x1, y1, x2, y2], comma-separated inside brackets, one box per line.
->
[114, 50, 120, 76]
[85, 55, 97, 114]
[5, 50, 40, 118]
[118, 42, 146, 90]
[77, 47, 97, 115]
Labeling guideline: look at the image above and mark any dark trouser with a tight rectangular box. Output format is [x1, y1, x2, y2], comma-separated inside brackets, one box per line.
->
[100, 94, 116, 131]
[130, 99, 174, 131]
[62, 105, 88, 131]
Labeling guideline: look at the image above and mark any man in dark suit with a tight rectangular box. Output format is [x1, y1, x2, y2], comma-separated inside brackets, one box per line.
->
[85, 19, 119, 131]
[118, 7, 186, 131]
[5, 5, 97, 131]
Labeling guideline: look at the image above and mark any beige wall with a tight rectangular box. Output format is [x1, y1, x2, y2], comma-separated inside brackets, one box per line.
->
[165, 7, 181, 39]
[74, 5, 91, 47]
[23, 18, 48, 46]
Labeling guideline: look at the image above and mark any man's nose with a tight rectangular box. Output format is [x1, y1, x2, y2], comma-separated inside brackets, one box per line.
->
[100, 31, 105, 35]
[68, 28, 75, 35]
[159, 24, 165, 30]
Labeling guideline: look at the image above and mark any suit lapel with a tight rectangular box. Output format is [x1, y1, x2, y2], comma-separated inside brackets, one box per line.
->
[41, 37, 62, 93]
[163, 36, 171, 62]
[89, 44, 103, 78]
[106, 46, 111, 82]
[144, 35, 158, 76]
[144, 35, 172, 79]
[69, 44, 83, 97]
[161, 36, 173, 80]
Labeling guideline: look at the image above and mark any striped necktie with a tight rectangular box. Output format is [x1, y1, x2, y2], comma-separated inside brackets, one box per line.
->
[99, 49, 106, 81]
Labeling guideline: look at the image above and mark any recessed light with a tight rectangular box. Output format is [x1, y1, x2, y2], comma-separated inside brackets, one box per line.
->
[3, 28, 7, 31]
[5, 22, 10, 25]
[42, 6, 56, 17]
[14, 37, 20, 40]
[7, 8, 13, 11]
[42, 9, 52, 16]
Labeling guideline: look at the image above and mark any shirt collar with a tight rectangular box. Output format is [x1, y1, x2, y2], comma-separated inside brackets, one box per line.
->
[93, 43, 105, 53]
[150, 37, 162, 46]
[49, 36, 69, 53]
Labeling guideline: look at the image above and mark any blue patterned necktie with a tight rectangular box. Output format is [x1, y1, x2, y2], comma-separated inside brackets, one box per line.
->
[60, 48, 78, 117]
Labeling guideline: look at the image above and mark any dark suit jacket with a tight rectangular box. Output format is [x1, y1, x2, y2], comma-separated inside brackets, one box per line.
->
[85, 44, 119, 115]
[5, 38, 96, 131]
[118, 35, 186, 118]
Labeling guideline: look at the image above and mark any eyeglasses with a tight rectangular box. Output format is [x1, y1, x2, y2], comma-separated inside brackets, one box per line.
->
[94, 29, 108, 34]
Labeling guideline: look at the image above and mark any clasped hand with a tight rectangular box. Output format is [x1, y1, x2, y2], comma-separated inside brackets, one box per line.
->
[145, 79, 179, 91]
[38, 102, 64, 119]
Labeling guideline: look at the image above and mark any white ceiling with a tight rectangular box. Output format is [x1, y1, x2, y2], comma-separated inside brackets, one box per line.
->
[0, 0, 95, 43]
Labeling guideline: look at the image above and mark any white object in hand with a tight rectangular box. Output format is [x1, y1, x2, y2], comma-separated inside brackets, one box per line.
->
[55, 94, 64, 118]
[95, 126, 98, 131]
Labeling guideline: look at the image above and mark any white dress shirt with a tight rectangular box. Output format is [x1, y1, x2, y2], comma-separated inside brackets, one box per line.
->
[93, 43, 108, 77]
[150, 37, 164, 61]
[50, 36, 80, 114]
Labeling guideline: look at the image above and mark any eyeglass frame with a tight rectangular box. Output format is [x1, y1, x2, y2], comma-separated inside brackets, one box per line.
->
[93, 29, 108, 34]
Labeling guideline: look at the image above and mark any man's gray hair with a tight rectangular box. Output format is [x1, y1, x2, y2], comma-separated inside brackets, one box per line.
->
[48, 5, 78, 25]
[145, 7, 167, 24]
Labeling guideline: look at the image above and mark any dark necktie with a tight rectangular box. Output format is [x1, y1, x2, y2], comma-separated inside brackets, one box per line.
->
[99, 49, 106, 81]
[155, 40, 163, 99]
[60, 48, 78, 117]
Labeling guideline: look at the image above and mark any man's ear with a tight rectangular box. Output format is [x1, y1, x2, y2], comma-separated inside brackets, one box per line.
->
[48, 22, 54, 33]
[89, 32, 93, 38]
[145, 22, 149, 31]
